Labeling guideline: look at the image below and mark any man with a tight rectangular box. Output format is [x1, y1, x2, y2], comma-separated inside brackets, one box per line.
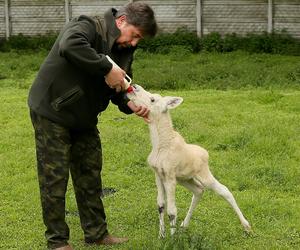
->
[28, 2, 157, 250]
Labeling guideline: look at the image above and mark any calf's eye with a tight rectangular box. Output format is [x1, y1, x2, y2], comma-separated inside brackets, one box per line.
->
[150, 97, 155, 103]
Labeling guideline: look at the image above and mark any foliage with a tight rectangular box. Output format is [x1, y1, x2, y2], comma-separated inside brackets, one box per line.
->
[243, 31, 300, 55]
[1, 29, 298, 56]
[200, 31, 300, 55]
[201, 32, 224, 52]
[138, 28, 201, 53]
[139, 29, 300, 56]
[0, 33, 57, 52]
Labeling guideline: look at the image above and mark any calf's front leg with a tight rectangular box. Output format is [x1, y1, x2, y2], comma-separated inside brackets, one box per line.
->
[178, 178, 204, 228]
[163, 177, 177, 235]
[155, 173, 166, 238]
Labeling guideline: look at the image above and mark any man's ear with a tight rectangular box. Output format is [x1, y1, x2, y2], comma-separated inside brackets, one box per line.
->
[165, 97, 183, 110]
[116, 15, 126, 28]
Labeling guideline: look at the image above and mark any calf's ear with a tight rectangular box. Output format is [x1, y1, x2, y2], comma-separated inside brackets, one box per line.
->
[165, 97, 183, 110]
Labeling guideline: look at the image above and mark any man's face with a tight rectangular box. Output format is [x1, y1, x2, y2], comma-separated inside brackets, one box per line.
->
[115, 16, 143, 48]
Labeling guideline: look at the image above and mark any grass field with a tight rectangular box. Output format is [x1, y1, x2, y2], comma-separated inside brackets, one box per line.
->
[0, 50, 300, 249]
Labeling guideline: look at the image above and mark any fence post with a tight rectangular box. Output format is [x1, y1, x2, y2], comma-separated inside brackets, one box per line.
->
[267, 0, 273, 33]
[4, 0, 10, 39]
[65, 0, 70, 23]
[196, 0, 202, 37]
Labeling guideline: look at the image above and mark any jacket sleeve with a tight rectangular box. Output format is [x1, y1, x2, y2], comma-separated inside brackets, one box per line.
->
[111, 92, 133, 114]
[58, 16, 112, 76]
[110, 47, 136, 114]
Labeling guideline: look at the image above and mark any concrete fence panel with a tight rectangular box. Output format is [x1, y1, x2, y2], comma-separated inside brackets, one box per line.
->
[202, 0, 268, 36]
[70, 0, 129, 18]
[0, 0, 299, 39]
[9, 0, 65, 36]
[143, 0, 197, 33]
[0, 0, 5, 37]
[274, 0, 300, 38]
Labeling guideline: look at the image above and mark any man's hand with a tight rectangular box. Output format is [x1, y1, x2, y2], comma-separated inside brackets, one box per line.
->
[105, 65, 126, 92]
[127, 101, 150, 123]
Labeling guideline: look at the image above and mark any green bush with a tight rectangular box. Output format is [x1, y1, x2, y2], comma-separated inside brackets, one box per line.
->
[140, 29, 299, 55]
[0, 37, 10, 52]
[244, 32, 274, 53]
[201, 32, 223, 52]
[0, 33, 57, 52]
[0, 29, 299, 56]
[222, 33, 244, 52]
[199, 30, 300, 55]
[268, 30, 300, 55]
[138, 28, 201, 53]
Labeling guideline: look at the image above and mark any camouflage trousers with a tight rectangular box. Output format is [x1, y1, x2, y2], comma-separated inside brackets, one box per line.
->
[30, 110, 108, 249]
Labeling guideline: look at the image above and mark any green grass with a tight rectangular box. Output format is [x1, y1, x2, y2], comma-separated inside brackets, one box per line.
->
[132, 50, 300, 90]
[0, 51, 300, 249]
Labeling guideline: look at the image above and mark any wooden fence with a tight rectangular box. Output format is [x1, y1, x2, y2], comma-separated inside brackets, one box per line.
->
[0, 0, 299, 39]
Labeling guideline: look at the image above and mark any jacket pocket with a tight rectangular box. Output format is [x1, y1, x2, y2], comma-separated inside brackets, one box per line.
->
[51, 86, 84, 111]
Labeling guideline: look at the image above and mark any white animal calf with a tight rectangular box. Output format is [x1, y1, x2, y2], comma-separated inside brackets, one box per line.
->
[127, 85, 251, 237]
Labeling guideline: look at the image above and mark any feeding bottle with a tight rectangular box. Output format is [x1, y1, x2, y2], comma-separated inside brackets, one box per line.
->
[106, 55, 134, 93]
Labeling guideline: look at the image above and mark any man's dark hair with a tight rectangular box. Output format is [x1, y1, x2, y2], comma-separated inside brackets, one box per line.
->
[116, 2, 158, 38]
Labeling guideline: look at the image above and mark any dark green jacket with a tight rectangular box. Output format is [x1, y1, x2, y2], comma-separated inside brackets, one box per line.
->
[28, 8, 134, 129]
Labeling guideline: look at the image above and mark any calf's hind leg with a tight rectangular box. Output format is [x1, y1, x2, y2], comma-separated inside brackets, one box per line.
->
[200, 175, 251, 232]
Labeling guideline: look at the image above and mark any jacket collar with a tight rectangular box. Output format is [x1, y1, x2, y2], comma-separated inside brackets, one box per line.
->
[94, 8, 121, 51]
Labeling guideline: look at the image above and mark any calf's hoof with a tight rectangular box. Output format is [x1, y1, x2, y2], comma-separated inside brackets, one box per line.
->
[243, 221, 252, 233]
[159, 230, 166, 238]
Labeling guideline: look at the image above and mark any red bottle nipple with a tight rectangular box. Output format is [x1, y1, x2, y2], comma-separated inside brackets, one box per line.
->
[127, 85, 134, 93]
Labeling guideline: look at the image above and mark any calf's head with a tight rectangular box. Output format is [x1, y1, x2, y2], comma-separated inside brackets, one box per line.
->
[127, 84, 183, 120]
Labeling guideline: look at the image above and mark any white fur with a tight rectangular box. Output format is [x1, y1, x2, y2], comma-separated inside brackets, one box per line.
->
[127, 85, 251, 237]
